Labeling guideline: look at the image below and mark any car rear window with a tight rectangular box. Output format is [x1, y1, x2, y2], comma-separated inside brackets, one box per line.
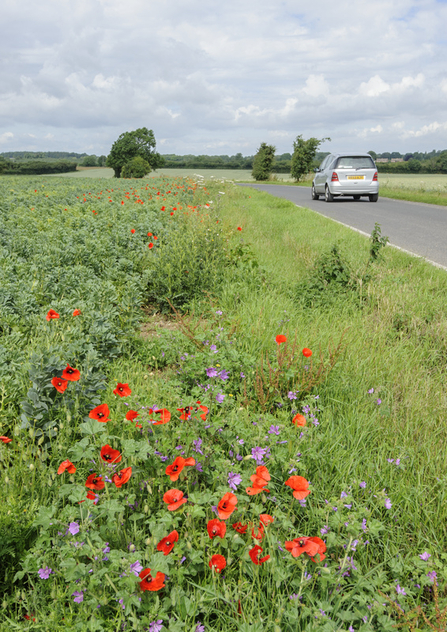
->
[335, 156, 375, 169]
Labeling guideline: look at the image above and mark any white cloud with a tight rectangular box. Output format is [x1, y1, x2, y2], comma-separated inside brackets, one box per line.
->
[0, 0, 446, 154]
[0, 132, 14, 144]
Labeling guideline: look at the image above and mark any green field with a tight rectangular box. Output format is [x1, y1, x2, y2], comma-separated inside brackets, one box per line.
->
[1, 173, 447, 631]
[51, 168, 447, 205]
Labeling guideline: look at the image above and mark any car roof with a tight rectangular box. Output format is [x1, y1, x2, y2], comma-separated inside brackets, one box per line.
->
[332, 153, 374, 157]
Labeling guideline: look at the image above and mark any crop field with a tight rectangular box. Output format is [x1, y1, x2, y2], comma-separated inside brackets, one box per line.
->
[1, 174, 447, 631]
[52, 167, 295, 182]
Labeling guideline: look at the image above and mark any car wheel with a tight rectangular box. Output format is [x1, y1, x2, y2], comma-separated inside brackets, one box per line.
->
[353, 195, 360, 200]
[325, 186, 334, 202]
[311, 183, 319, 200]
[369, 194, 379, 202]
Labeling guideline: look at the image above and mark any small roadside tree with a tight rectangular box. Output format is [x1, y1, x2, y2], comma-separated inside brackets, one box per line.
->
[80, 155, 98, 167]
[291, 135, 330, 181]
[251, 142, 276, 181]
[106, 128, 164, 178]
[121, 156, 151, 178]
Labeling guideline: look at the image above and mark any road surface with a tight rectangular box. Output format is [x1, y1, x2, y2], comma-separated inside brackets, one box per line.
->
[238, 184, 447, 269]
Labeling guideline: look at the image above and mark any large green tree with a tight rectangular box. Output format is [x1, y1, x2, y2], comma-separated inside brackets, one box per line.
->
[291, 135, 330, 181]
[251, 142, 276, 181]
[106, 128, 164, 178]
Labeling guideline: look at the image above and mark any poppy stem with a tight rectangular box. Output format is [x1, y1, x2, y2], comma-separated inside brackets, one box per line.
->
[338, 536, 354, 576]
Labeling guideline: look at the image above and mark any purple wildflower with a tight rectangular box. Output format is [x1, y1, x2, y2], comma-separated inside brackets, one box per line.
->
[219, 369, 229, 380]
[419, 552, 431, 561]
[210, 345, 218, 353]
[72, 591, 84, 604]
[130, 561, 143, 576]
[427, 571, 437, 583]
[148, 621, 164, 632]
[268, 425, 280, 435]
[206, 367, 218, 378]
[385, 498, 392, 509]
[192, 438, 203, 455]
[396, 584, 406, 595]
[251, 446, 267, 464]
[38, 566, 53, 579]
[368, 388, 374, 394]
[216, 393, 225, 404]
[240, 372, 245, 378]
[321, 525, 329, 535]
[195, 623, 205, 632]
[68, 522, 80, 536]
[288, 391, 297, 400]
[359, 481, 366, 488]
[228, 472, 242, 491]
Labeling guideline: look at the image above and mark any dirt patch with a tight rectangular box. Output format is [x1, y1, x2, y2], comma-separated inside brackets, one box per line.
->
[140, 309, 179, 339]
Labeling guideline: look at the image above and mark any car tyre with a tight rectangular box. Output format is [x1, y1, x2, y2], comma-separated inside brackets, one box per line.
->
[353, 195, 360, 200]
[369, 194, 379, 202]
[311, 183, 319, 200]
[325, 186, 334, 202]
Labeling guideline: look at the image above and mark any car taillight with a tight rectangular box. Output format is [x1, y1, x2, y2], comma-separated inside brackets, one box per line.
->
[331, 172, 339, 181]
[373, 172, 378, 181]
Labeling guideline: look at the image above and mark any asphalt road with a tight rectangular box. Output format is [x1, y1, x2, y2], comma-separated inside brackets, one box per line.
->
[238, 184, 447, 269]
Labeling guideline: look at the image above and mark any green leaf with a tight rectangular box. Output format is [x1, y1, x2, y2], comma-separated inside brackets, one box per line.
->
[34, 505, 56, 529]
[79, 419, 107, 436]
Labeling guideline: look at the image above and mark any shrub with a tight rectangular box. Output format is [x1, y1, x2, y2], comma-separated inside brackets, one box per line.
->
[121, 156, 151, 178]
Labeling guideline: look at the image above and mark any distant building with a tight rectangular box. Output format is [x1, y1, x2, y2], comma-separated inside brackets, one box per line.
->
[391, 158, 404, 162]
[376, 158, 389, 163]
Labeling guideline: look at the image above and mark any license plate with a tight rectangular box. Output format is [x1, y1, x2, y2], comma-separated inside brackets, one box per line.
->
[347, 175, 365, 180]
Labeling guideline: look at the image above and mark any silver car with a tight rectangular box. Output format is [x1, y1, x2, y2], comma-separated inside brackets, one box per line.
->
[312, 153, 379, 202]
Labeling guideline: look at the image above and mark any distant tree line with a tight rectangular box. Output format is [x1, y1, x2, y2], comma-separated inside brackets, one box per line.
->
[0, 157, 77, 175]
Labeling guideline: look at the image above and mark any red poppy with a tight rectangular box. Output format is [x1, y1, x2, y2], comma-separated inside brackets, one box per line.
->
[100, 444, 122, 464]
[177, 402, 208, 421]
[217, 492, 238, 519]
[165, 456, 196, 481]
[139, 568, 165, 591]
[62, 364, 81, 382]
[285, 536, 326, 562]
[151, 408, 171, 425]
[251, 523, 265, 541]
[260, 514, 274, 526]
[147, 232, 153, 236]
[72, 309, 81, 316]
[125, 410, 139, 421]
[292, 414, 306, 427]
[113, 383, 131, 397]
[246, 466, 270, 495]
[57, 459, 76, 474]
[302, 348, 312, 358]
[51, 377, 68, 393]
[156, 530, 179, 555]
[232, 522, 248, 534]
[46, 309, 59, 321]
[237, 227, 242, 231]
[284, 475, 310, 500]
[209, 554, 226, 573]
[275, 334, 287, 345]
[163, 488, 187, 511]
[207, 519, 226, 539]
[131, 229, 135, 234]
[1, 436, 12, 444]
[148, 243, 154, 249]
[89, 404, 110, 423]
[249, 545, 270, 565]
[112, 466, 132, 488]
[85, 473, 105, 490]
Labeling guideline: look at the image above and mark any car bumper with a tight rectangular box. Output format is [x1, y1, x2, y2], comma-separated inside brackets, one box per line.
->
[328, 182, 379, 196]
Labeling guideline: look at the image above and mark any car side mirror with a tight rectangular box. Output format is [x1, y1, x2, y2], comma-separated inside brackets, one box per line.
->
[314, 168, 319, 173]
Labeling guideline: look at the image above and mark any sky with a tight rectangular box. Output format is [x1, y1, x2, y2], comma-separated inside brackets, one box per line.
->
[1, 0, 447, 157]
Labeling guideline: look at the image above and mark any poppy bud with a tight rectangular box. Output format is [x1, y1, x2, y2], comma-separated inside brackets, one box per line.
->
[187, 541, 192, 550]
